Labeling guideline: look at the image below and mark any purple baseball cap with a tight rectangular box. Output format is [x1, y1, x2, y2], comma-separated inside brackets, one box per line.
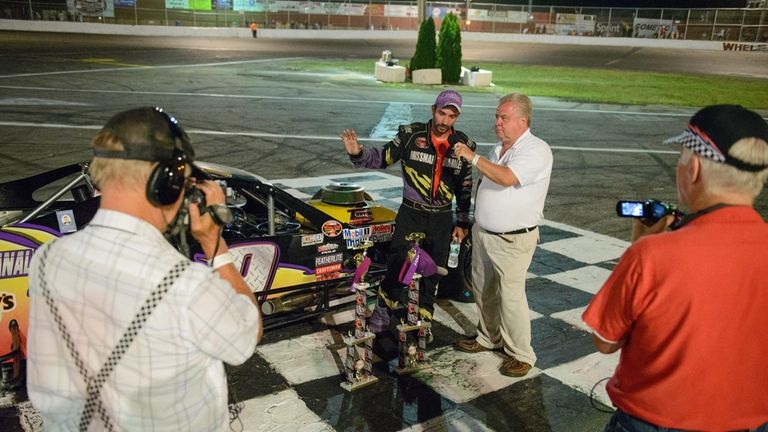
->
[434, 90, 462, 113]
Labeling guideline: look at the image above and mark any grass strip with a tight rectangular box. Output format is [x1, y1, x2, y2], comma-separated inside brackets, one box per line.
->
[284, 59, 768, 109]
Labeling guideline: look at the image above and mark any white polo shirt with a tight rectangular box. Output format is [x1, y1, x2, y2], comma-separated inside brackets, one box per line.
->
[474, 129, 553, 233]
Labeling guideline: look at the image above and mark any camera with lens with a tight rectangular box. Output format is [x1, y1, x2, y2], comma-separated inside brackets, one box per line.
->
[615, 199, 683, 223]
[185, 185, 233, 226]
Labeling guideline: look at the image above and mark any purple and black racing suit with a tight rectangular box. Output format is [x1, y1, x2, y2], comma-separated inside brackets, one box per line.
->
[350, 120, 476, 322]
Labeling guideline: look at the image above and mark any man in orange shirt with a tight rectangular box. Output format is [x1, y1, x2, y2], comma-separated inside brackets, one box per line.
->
[250, 21, 258, 38]
[583, 105, 768, 431]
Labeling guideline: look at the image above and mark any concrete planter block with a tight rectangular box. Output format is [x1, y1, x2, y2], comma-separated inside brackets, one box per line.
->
[461, 67, 471, 86]
[412, 68, 442, 85]
[374, 61, 406, 83]
[463, 68, 492, 87]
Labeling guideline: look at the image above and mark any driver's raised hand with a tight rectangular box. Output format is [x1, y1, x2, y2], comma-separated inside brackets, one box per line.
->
[341, 128, 363, 156]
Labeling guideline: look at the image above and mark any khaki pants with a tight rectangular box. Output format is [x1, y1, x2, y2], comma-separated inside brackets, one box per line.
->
[471, 224, 539, 366]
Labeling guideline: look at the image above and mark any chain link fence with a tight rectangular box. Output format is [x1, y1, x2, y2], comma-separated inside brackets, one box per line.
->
[1, 0, 766, 43]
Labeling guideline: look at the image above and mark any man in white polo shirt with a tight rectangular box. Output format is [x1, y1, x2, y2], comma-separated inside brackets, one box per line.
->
[452, 93, 553, 377]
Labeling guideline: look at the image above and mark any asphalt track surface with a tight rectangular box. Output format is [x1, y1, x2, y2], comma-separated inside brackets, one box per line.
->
[1, 31, 767, 431]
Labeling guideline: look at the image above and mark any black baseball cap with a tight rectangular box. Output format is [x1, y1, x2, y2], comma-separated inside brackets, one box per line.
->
[663, 104, 768, 172]
[93, 107, 195, 162]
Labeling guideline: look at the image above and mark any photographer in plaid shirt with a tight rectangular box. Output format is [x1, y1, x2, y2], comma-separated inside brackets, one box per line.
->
[27, 107, 262, 431]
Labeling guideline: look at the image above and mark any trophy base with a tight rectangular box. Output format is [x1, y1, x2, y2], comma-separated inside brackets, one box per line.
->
[340, 374, 379, 392]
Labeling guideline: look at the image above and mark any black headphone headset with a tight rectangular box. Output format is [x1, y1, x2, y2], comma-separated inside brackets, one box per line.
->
[93, 107, 191, 207]
[146, 108, 190, 207]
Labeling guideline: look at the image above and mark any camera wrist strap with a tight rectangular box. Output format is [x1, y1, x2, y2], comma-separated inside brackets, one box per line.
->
[37, 246, 189, 432]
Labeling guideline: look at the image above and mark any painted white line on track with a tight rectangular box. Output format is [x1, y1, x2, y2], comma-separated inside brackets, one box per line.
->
[0, 120, 680, 155]
[0, 98, 91, 106]
[0, 57, 304, 79]
[549, 145, 678, 154]
[369, 103, 412, 139]
[0, 85, 701, 118]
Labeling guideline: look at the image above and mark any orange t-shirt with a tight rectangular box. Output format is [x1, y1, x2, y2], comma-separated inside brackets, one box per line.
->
[582, 206, 768, 430]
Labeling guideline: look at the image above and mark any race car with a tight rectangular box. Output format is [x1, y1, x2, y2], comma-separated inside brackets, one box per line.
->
[0, 160, 473, 378]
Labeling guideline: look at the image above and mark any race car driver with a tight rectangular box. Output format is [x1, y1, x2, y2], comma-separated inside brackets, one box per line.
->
[340, 90, 477, 332]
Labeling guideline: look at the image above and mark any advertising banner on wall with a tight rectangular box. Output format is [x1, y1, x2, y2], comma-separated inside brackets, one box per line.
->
[67, 0, 115, 17]
[633, 17, 673, 38]
[468, 8, 528, 23]
[333, 3, 365, 16]
[114, 0, 134, 7]
[428, 6, 461, 20]
[235, 0, 365, 15]
[595, 20, 628, 37]
[554, 13, 596, 35]
[320, 2, 365, 15]
[234, 0, 278, 12]
[166, 0, 212, 10]
[385, 4, 417, 18]
[274, 0, 301, 11]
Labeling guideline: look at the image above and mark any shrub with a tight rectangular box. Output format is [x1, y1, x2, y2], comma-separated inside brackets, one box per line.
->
[409, 17, 436, 72]
[437, 13, 463, 83]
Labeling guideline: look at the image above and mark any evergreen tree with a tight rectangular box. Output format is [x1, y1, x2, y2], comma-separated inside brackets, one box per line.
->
[437, 13, 463, 83]
[409, 17, 436, 72]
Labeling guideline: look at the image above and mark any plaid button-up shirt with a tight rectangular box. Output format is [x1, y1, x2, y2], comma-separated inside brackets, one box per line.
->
[27, 209, 260, 431]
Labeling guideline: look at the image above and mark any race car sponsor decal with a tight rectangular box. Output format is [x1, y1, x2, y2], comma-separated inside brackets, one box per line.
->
[342, 227, 366, 240]
[348, 208, 373, 225]
[321, 220, 343, 238]
[343, 223, 394, 248]
[0, 291, 16, 312]
[315, 262, 342, 276]
[301, 233, 324, 247]
[315, 252, 343, 267]
[0, 224, 60, 367]
[414, 137, 429, 149]
[317, 243, 339, 254]
[0, 250, 33, 279]
[56, 210, 77, 234]
[410, 150, 435, 165]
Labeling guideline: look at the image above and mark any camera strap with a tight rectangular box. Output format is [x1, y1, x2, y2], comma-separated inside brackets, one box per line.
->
[670, 203, 731, 230]
[37, 246, 190, 431]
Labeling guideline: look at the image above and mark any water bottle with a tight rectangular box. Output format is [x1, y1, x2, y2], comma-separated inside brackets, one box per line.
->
[447, 240, 460, 268]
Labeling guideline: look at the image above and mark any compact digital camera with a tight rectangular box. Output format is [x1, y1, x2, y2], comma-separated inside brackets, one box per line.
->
[615, 199, 682, 223]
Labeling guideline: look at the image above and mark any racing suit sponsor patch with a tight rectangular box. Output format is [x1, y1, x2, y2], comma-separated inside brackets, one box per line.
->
[410, 151, 435, 165]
